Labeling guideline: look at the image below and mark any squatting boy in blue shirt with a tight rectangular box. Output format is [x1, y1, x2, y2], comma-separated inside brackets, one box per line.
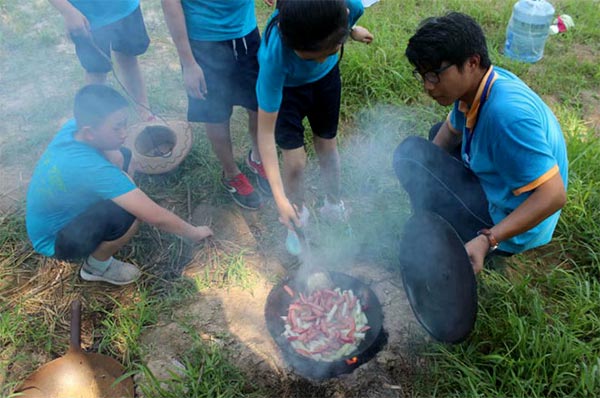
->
[27, 85, 212, 286]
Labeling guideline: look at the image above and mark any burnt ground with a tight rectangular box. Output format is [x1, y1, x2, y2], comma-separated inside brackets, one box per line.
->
[135, 203, 429, 398]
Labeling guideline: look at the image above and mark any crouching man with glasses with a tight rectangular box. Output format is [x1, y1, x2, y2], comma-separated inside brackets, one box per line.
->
[393, 12, 568, 274]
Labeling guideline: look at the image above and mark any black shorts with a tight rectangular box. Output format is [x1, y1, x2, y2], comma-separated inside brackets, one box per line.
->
[275, 64, 341, 150]
[53, 147, 135, 260]
[70, 6, 150, 74]
[54, 200, 136, 261]
[187, 28, 260, 124]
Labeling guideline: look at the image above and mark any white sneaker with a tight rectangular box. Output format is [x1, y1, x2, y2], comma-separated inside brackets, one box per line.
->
[319, 199, 350, 223]
[80, 258, 141, 286]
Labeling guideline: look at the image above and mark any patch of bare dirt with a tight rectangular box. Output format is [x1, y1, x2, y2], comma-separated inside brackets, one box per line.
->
[0, 165, 30, 216]
[580, 90, 600, 134]
[569, 43, 598, 64]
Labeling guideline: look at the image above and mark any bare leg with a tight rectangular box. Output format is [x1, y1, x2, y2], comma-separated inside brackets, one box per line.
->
[104, 150, 124, 169]
[113, 51, 151, 119]
[282, 147, 307, 206]
[90, 220, 140, 261]
[103, 150, 136, 177]
[313, 136, 341, 202]
[85, 71, 108, 85]
[205, 121, 240, 179]
[247, 109, 261, 161]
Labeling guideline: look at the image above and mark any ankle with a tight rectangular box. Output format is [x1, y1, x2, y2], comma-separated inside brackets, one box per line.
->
[223, 168, 241, 180]
[85, 255, 113, 273]
[250, 149, 260, 163]
[325, 197, 343, 206]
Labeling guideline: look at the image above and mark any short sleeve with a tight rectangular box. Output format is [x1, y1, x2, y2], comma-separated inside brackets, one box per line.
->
[72, 155, 136, 201]
[490, 105, 558, 195]
[257, 29, 288, 113]
[347, 0, 365, 26]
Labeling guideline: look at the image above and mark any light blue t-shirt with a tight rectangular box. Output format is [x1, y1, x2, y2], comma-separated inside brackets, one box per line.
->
[68, 0, 139, 29]
[26, 120, 136, 256]
[449, 66, 568, 253]
[257, 0, 364, 113]
[182, 0, 257, 41]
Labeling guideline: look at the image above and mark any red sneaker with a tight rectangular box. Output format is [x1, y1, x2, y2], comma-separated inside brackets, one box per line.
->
[246, 151, 273, 197]
[221, 173, 262, 210]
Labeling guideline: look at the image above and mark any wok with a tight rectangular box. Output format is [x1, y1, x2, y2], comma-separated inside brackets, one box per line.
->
[265, 271, 387, 379]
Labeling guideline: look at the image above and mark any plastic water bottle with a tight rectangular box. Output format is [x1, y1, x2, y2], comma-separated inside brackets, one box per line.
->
[504, 0, 555, 63]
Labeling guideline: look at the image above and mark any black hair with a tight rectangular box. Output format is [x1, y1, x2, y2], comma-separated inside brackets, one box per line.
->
[73, 84, 129, 128]
[405, 12, 491, 72]
[266, 0, 349, 52]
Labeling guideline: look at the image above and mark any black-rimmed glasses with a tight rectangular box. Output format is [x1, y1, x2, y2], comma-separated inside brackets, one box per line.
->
[412, 63, 454, 84]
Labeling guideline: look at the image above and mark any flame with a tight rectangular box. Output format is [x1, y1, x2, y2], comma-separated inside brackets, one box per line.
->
[345, 356, 358, 365]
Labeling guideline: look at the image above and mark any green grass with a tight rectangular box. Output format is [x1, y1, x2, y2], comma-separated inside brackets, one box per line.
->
[190, 248, 258, 291]
[1, 0, 600, 397]
[95, 290, 160, 367]
[136, 325, 262, 398]
[424, 269, 600, 397]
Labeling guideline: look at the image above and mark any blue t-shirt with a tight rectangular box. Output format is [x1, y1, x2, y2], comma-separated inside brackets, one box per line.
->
[449, 66, 568, 253]
[26, 120, 136, 256]
[256, 0, 364, 113]
[182, 0, 257, 41]
[69, 0, 139, 29]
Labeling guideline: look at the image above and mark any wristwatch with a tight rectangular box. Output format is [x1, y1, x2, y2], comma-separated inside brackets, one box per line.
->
[477, 228, 499, 253]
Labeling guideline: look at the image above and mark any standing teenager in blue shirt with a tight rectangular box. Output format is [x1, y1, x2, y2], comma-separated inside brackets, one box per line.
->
[48, 0, 153, 121]
[162, 0, 274, 210]
[393, 13, 568, 273]
[256, 0, 373, 249]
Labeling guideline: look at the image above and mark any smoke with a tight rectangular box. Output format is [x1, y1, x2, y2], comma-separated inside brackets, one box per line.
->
[293, 103, 439, 279]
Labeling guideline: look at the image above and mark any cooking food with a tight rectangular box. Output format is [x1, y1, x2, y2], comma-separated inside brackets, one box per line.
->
[281, 286, 370, 361]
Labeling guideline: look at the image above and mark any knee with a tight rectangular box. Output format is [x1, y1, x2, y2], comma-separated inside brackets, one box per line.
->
[285, 158, 306, 180]
[104, 150, 125, 169]
[318, 148, 340, 168]
[287, 164, 305, 180]
[393, 135, 442, 185]
[113, 51, 138, 66]
[393, 136, 428, 168]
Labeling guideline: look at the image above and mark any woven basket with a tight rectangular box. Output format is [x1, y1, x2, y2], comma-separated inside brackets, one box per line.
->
[125, 120, 193, 175]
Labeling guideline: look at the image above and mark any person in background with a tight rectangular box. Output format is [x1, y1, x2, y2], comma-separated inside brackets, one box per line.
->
[263, 0, 280, 7]
[162, 0, 274, 210]
[256, 0, 373, 252]
[393, 12, 568, 273]
[26, 85, 213, 286]
[48, 0, 153, 121]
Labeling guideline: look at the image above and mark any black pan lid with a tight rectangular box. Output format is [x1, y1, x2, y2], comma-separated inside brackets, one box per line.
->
[398, 211, 477, 343]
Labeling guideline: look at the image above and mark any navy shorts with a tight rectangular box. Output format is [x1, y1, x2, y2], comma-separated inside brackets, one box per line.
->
[187, 28, 260, 124]
[275, 64, 341, 150]
[54, 200, 136, 260]
[53, 147, 135, 260]
[70, 6, 150, 74]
